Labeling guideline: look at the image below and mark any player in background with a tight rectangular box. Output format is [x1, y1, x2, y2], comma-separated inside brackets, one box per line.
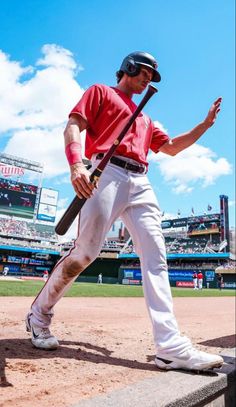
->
[192, 272, 198, 290]
[197, 271, 204, 290]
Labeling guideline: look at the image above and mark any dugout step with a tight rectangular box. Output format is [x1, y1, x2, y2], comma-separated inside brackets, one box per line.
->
[73, 348, 236, 407]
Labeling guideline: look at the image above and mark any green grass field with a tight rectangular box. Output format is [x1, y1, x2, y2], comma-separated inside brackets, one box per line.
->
[0, 280, 235, 297]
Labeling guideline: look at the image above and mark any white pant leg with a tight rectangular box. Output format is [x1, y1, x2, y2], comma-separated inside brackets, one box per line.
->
[31, 163, 129, 327]
[121, 173, 191, 355]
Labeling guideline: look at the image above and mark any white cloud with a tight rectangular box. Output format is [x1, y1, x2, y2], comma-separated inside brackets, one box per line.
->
[161, 212, 178, 220]
[57, 197, 69, 209]
[36, 44, 81, 71]
[4, 126, 68, 178]
[0, 44, 86, 179]
[149, 144, 232, 193]
[173, 184, 193, 194]
[55, 176, 71, 185]
[153, 120, 168, 134]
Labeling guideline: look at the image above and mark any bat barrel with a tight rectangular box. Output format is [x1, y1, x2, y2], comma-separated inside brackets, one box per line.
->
[55, 196, 86, 235]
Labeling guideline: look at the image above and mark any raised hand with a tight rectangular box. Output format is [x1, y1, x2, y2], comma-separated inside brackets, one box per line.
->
[204, 97, 222, 128]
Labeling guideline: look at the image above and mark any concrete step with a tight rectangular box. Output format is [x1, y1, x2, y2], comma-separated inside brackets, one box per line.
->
[73, 348, 236, 407]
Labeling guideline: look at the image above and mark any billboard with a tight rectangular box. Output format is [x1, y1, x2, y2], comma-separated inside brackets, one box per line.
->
[161, 218, 188, 229]
[39, 188, 58, 206]
[37, 188, 58, 222]
[161, 214, 221, 236]
[0, 154, 43, 220]
[123, 268, 142, 280]
[0, 177, 38, 219]
[37, 203, 57, 222]
[187, 213, 220, 236]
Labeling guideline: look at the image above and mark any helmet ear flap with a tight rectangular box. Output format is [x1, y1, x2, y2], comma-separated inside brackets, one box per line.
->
[121, 56, 141, 77]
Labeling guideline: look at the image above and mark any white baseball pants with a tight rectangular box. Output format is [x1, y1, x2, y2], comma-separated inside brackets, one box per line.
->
[31, 157, 191, 355]
[193, 278, 198, 289]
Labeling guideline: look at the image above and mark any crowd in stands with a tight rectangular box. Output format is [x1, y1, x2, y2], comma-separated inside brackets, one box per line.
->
[164, 236, 221, 254]
[0, 217, 233, 265]
[0, 217, 58, 243]
[222, 261, 235, 269]
[0, 236, 59, 251]
[120, 235, 223, 256]
[119, 258, 234, 270]
[167, 260, 226, 269]
[101, 240, 125, 251]
[216, 261, 235, 271]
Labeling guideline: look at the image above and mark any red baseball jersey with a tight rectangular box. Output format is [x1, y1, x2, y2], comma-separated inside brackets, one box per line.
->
[69, 84, 169, 166]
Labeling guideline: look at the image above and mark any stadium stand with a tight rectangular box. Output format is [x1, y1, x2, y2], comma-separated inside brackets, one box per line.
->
[0, 218, 58, 242]
[164, 236, 220, 254]
[0, 201, 235, 288]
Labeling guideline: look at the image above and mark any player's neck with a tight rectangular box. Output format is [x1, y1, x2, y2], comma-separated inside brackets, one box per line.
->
[115, 83, 133, 99]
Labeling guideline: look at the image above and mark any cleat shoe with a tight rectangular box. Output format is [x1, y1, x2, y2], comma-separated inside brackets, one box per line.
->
[155, 347, 223, 372]
[25, 313, 59, 350]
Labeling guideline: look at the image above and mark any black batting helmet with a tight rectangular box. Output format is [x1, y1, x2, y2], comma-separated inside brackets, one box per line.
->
[118, 51, 161, 82]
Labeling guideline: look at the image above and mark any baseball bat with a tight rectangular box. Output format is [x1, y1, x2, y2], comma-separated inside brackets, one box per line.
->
[55, 84, 158, 235]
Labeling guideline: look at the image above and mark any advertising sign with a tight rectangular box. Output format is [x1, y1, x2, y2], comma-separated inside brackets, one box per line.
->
[176, 281, 194, 288]
[123, 268, 142, 280]
[0, 163, 25, 178]
[205, 271, 215, 282]
[37, 203, 57, 222]
[223, 282, 236, 288]
[168, 270, 194, 281]
[39, 188, 58, 206]
[161, 218, 188, 229]
[172, 218, 188, 228]
[37, 188, 58, 222]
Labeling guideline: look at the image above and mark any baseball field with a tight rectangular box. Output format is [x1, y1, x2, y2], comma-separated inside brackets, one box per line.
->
[0, 280, 235, 297]
[0, 280, 235, 407]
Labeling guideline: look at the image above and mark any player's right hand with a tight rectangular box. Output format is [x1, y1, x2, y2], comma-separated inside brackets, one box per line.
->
[70, 163, 96, 199]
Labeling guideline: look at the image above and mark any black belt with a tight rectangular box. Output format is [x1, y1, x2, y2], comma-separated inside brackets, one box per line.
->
[96, 154, 146, 174]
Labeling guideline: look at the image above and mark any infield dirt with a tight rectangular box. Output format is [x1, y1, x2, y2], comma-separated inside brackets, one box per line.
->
[0, 296, 235, 407]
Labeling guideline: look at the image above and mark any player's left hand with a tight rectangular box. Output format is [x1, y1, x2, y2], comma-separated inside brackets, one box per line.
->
[204, 97, 222, 127]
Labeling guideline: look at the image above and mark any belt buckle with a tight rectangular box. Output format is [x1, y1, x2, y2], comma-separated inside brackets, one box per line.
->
[139, 164, 146, 174]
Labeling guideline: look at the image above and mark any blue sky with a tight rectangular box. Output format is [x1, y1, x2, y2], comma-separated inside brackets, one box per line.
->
[0, 0, 235, 239]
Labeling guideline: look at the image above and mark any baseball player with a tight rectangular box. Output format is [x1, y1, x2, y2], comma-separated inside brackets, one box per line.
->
[197, 271, 204, 290]
[26, 51, 223, 372]
[192, 272, 198, 290]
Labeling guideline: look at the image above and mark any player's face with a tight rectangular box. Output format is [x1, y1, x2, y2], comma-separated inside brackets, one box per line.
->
[130, 66, 153, 94]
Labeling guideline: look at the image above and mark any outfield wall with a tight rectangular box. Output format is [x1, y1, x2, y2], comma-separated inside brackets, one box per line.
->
[0, 244, 235, 288]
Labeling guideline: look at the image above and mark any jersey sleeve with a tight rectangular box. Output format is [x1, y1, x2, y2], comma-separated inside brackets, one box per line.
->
[69, 85, 103, 124]
[150, 123, 170, 153]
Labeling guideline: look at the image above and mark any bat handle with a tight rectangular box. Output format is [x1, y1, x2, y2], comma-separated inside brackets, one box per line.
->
[90, 167, 103, 184]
